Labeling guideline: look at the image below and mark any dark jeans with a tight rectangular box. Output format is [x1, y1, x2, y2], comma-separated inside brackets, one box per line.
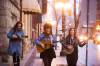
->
[66, 54, 78, 66]
[13, 52, 20, 66]
[42, 58, 53, 66]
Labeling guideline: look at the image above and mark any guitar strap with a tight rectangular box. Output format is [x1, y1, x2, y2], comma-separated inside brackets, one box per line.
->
[70, 38, 72, 45]
[70, 37, 74, 45]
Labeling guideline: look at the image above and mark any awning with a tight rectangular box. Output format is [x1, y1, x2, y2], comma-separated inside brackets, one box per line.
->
[22, 0, 41, 13]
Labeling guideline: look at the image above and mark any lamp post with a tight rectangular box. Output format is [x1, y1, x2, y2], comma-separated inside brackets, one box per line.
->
[20, 0, 24, 59]
[20, 0, 22, 22]
[86, 0, 89, 66]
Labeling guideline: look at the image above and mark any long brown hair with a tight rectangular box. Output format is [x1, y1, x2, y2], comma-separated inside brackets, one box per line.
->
[13, 21, 23, 31]
[67, 28, 76, 38]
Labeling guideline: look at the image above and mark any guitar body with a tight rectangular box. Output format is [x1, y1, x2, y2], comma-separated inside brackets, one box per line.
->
[36, 45, 44, 53]
[36, 40, 52, 53]
[63, 45, 74, 54]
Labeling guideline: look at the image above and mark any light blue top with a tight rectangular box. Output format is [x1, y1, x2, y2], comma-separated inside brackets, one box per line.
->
[7, 29, 25, 56]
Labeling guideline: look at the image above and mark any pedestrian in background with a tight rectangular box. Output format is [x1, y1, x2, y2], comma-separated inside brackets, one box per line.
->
[7, 21, 25, 66]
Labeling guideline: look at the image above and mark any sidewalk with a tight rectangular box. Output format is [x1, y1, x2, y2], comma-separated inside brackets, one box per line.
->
[31, 42, 85, 66]
[0, 47, 36, 66]
[0, 55, 13, 66]
[31, 45, 67, 66]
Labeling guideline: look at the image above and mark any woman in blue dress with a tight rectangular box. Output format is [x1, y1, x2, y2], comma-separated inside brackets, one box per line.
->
[35, 23, 56, 66]
[7, 21, 25, 66]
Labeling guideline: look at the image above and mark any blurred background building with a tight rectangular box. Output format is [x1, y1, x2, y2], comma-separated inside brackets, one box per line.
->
[0, 0, 47, 65]
[0, 0, 20, 62]
[22, 0, 42, 55]
[96, 0, 100, 21]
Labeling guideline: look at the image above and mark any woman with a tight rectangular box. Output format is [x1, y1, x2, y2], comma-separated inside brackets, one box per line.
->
[62, 28, 86, 66]
[35, 23, 56, 66]
[7, 21, 25, 66]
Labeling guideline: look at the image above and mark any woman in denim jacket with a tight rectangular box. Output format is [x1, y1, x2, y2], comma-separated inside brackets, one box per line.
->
[7, 22, 25, 66]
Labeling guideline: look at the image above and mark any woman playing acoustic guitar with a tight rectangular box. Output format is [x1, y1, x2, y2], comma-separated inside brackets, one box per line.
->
[62, 28, 87, 66]
[35, 23, 56, 66]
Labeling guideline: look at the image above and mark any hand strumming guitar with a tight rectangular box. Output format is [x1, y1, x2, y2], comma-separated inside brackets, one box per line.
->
[40, 42, 45, 49]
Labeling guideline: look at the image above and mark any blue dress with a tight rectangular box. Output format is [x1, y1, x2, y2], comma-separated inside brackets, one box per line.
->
[7, 29, 25, 57]
[35, 33, 56, 59]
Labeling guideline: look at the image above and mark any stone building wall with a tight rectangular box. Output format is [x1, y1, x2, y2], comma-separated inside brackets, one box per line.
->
[96, 0, 100, 20]
[0, 0, 20, 62]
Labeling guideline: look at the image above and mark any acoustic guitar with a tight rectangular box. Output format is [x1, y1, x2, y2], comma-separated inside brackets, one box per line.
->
[62, 44, 74, 54]
[36, 40, 53, 53]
